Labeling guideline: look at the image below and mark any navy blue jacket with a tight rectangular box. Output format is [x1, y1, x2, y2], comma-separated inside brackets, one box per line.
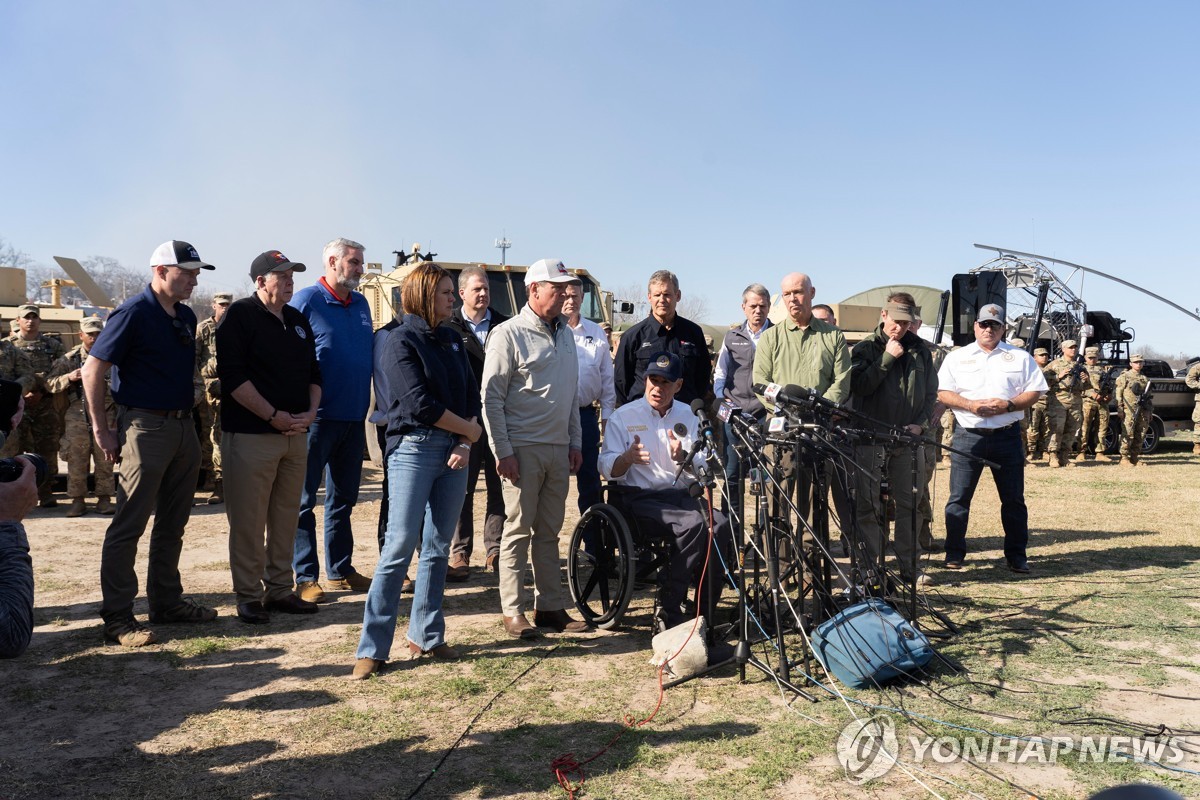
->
[378, 314, 480, 457]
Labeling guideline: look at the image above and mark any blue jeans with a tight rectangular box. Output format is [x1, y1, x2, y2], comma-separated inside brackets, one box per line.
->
[576, 405, 602, 513]
[357, 428, 468, 660]
[944, 425, 1029, 564]
[294, 419, 366, 583]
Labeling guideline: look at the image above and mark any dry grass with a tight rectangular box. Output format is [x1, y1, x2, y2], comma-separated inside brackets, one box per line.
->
[2, 439, 1199, 799]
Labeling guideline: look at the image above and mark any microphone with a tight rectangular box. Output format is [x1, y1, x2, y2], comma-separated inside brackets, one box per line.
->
[752, 382, 842, 413]
[689, 398, 717, 447]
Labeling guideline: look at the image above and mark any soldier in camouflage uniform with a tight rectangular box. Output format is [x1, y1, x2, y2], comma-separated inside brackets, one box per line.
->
[46, 316, 115, 516]
[1045, 339, 1085, 468]
[0, 336, 34, 405]
[1, 305, 66, 505]
[1116, 354, 1151, 467]
[195, 292, 231, 504]
[1026, 347, 1053, 462]
[1185, 361, 1200, 456]
[1077, 346, 1113, 462]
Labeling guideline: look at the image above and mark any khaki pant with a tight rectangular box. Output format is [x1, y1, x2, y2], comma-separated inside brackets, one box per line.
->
[854, 443, 924, 580]
[99, 408, 200, 623]
[223, 431, 308, 604]
[498, 444, 569, 617]
[61, 398, 115, 498]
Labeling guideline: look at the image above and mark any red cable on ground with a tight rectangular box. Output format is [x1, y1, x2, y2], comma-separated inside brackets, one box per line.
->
[551, 486, 721, 798]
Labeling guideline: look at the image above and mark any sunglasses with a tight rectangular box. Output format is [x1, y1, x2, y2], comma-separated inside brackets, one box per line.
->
[976, 320, 1002, 330]
[172, 318, 194, 347]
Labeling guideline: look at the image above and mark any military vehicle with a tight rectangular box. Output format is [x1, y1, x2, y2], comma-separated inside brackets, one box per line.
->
[359, 245, 627, 331]
[0, 256, 114, 340]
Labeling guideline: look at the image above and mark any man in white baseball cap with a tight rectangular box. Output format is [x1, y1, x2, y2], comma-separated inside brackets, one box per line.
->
[82, 240, 219, 647]
[482, 258, 589, 638]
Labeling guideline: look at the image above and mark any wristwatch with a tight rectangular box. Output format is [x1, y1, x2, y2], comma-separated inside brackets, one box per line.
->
[1006, 400, 1016, 413]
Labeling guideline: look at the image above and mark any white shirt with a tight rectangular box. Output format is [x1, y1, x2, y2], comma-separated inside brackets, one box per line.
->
[569, 317, 616, 419]
[713, 320, 770, 399]
[600, 397, 702, 490]
[938, 341, 1048, 429]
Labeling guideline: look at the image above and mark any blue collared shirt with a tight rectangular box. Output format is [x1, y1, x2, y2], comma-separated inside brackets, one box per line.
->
[89, 284, 197, 410]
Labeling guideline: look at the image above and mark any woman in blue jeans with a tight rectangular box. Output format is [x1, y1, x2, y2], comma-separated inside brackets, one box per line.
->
[352, 263, 482, 679]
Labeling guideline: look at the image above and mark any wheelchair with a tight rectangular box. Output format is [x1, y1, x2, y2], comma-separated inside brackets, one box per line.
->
[566, 482, 726, 631]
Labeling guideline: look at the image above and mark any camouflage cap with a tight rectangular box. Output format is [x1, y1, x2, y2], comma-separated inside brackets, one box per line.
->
[214, 292, 233, 304]
[1010, 337, 1026, 348]
[1061, 339, 1078, 349]
[1033, 347, 1049, 356]
[16, 304, 39, 318]
[1084, 346, 1100, 357]
[80, 316, 104, 333]
[1130, 353, 1145, 363]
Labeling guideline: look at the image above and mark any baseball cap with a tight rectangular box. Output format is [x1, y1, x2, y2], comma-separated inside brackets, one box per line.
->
[81, 316, 104, 333]
[1085, 346, 1100, 357]
[977, 304, 1005, 324]
[1033, 347, 1049, 356]
[1130, 353, 1145, 363]
[525, 258, 577, 286]
[16, 304, 39, 318]
[214, 292, 233, 305]
[250, 250, 306, 280]
[1061, 339, 1078, 349]
[644, 351, 682, 381]
[149, 240, 215, 271]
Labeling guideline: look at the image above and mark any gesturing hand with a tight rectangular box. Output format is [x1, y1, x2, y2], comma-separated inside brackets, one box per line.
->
[624, 434, 650, 467]
[666, 429, 685, 463]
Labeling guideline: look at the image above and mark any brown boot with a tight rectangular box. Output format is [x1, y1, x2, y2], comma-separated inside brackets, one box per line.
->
[65, 497, 87, 518]
[1094, 453, 1112, 463]
[206, 479, 223, 505]
[1074, 452, 1087, 462]
[96, 496, 115, 515]
[1048, 458, 1061, 469]
[1119, 456, 1134, 467]
[1193, 443, 1200, 456]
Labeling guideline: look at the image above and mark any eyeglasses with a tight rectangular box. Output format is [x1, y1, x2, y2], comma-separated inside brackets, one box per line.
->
[172, 318, 194, 347]
[976, 321, 1002, 330]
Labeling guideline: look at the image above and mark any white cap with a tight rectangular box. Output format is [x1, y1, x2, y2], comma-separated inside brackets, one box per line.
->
[149, 240, 215, 271]
[525, 258, 577, 286]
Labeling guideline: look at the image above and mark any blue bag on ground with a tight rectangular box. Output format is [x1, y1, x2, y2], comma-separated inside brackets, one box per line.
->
[811, 598, 933, 688]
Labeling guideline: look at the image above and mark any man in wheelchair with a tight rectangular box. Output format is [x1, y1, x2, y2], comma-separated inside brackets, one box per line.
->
[599, 352, 731, 631]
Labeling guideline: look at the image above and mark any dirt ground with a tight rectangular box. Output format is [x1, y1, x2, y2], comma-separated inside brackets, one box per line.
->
[4, 442, 1200, 799]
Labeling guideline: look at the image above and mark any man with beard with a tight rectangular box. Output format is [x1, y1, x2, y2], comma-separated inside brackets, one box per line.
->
[289, 238, 375, 603]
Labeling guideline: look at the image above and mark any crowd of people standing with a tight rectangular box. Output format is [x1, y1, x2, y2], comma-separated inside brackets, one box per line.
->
[0, 241, 1186, 673]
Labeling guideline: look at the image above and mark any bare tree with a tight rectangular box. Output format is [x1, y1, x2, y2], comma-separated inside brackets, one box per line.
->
[609, 280, 713, 326]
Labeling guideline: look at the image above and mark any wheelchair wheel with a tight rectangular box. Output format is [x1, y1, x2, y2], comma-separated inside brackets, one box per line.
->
[567, 503, 635, 629]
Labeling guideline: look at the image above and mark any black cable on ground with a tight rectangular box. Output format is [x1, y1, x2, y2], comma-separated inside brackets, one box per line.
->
[405, 642, 563, 800]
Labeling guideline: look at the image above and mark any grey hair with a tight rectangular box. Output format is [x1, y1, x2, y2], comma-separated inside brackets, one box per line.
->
[648, 269, 679, 293]
[742, 283, 770, 302]
[322, 237, 365, 265]
[459, 264, 487, 285]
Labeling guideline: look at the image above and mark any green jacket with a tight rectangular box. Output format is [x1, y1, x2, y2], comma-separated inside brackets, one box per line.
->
[850, 324, 937, 431]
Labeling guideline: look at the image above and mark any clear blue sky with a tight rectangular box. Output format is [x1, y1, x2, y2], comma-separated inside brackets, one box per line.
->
[2, 1, 1197, 352]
